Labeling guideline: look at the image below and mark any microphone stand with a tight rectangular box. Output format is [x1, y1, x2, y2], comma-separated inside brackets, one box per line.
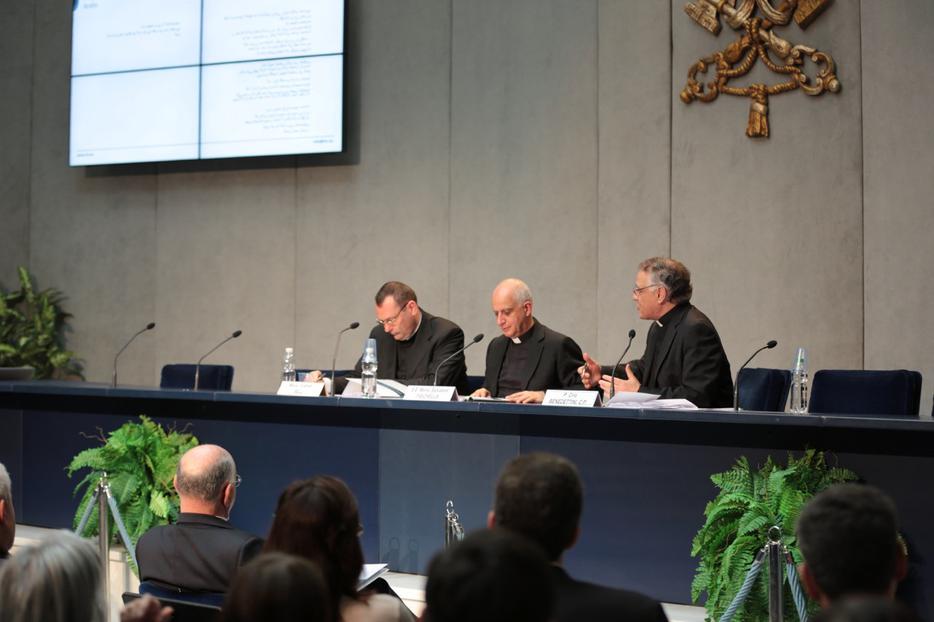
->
[331, 322, 360, 396]
[433, 334, 484, 386]
[112, 323, 155, 388]
[609, 329, 637, 399]
[733, 340, 778, 411]
[194, 330, 242, 391]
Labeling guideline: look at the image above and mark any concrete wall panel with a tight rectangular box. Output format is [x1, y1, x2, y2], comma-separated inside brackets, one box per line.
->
[0, 1, 35, 280]
[670, 0, 864, 380]
[862, 0, 934, 417]
[450, 0, 599, 374]
[154, 169, 296, 393]
[27, 0, 158, 386]
[594, 1, 672, 364]
[295, 0, 453, 371]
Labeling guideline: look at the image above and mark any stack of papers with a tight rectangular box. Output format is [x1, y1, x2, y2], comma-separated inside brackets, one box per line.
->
[605, 392, 697, 410]
[358, 563, 389, 591]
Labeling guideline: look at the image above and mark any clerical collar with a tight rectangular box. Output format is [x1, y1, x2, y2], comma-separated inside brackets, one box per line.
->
[401, 311, 423, 343]
[656, 303, 689, 327]
[510, 321, 535, 344]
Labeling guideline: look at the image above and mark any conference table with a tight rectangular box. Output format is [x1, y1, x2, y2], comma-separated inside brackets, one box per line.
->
[1, 381, 931, 616]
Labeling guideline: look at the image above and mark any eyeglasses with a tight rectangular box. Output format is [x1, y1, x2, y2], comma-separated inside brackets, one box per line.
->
[376, 304, 408, 326]
[233, 474, 242, 488]
[632, 284, 662, 295]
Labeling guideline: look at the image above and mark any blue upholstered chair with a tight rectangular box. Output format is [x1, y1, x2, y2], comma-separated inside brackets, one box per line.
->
[135, 582, 225, 610]
[160, 364, 234, 391]
[808, 369, 922, 416]
[737, 368, 792, 412]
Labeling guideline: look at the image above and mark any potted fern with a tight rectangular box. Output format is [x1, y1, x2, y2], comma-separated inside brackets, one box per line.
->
[67, 415, 199, 573]
[691, 449, 858, 622]
[0, 266, 83, 379]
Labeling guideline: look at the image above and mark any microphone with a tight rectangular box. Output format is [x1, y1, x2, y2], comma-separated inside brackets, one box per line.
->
[733, 339, 778, 411]
[110, 322, 156, 387]
[194, 330, 242, 391]
[112, 322, 156, 387]
[433, 333, 484, 386]
[609, 329, 637, 399]
[330, 322, 360, 396]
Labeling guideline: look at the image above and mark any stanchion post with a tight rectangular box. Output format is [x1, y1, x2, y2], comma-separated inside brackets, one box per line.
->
[96, 474, 110, 602]
[767, 526, 784, 622]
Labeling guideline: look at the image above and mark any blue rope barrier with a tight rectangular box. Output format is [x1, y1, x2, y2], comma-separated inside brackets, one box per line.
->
[718, 536, 811, 622]
[785, 553, 810, 622]
[719, 548, 766, 622]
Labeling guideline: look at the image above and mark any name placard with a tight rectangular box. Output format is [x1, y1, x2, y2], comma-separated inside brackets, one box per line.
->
[277, 381, 326, 397]
[542, 390, 601, 407]
[403, 385, 459, 402]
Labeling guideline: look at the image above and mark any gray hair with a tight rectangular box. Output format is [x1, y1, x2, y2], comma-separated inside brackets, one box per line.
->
[0, 530, 107, 622]
[638, 257, 693, 304]
[0, 462, 11, 503]
[175, 448, 235, 502]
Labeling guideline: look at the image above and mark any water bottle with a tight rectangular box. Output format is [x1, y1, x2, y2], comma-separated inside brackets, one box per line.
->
[281, 347, 296, 382]
[361, 338, 378, 398]
[790, 347, 808, 414]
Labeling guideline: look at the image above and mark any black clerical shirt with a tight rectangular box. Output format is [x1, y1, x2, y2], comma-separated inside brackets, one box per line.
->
[393, 331, 422, 383]
[496, 324, 536, 397]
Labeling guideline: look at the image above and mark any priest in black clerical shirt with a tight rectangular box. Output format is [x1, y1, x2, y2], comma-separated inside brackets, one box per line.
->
[578, 257, 733, 408]
[471, 278, 585, 404]
[313, 281, 469, 394]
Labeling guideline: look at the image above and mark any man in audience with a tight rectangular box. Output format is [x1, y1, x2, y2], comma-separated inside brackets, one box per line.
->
[423, 528, 554, 622]
[578, 256, 733, 408]
[0, 461, 15, 565]
[796, 483, 908, 607]
[136, 444, 262, 593]
[489, 452, 668, 622]
[471, 278, 585, 403]
[311, 281, 469, 394]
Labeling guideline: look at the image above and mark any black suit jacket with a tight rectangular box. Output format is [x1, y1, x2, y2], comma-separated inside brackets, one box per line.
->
[551, 566, 668, 622]
[608, 303, 732, 408]
[482, 320, 585, 397]
[351, 310, 469, 394]
[136, 513, 263, 593]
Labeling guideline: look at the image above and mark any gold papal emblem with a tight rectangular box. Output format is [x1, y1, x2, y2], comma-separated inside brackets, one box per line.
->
[680, 0, 840, 138]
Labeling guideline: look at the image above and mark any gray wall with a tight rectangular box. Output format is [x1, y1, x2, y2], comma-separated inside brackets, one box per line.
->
[1, 0, 931, 416]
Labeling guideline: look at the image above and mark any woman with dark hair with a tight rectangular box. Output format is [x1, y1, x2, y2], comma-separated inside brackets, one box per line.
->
[222, 552, 330, 622]
[264, 476, 414, 622]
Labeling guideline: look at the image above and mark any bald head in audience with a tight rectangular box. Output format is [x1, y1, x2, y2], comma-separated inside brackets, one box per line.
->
[174, 444, 239, 519]
[0, 462, 15, 560]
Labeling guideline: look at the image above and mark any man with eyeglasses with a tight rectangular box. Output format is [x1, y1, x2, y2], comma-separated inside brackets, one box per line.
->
[137, 444, 262, 594]
[578, 257, 733, 408]
[316, 281, 469, 394]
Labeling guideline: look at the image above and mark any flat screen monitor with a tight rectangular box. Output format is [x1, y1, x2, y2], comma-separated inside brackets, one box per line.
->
[69, 0, 344, 166]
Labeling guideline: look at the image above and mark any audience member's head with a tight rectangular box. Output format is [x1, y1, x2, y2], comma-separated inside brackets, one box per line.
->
[263, 476, 364, 617]
[797, 484, 907, 606]
[0, 530, 106, 622]
[174, 444, 239, 519]
[0, 461, 15, 556]
[222, 552, 331, 622]
[423, 528, 554, 622]
[489, 452, 582, 562]
[811, 596, 921, 622]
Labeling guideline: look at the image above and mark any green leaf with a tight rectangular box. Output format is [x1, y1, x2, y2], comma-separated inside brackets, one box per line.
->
[65, 415, 199, 576]
[691, 450, 861, 622]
